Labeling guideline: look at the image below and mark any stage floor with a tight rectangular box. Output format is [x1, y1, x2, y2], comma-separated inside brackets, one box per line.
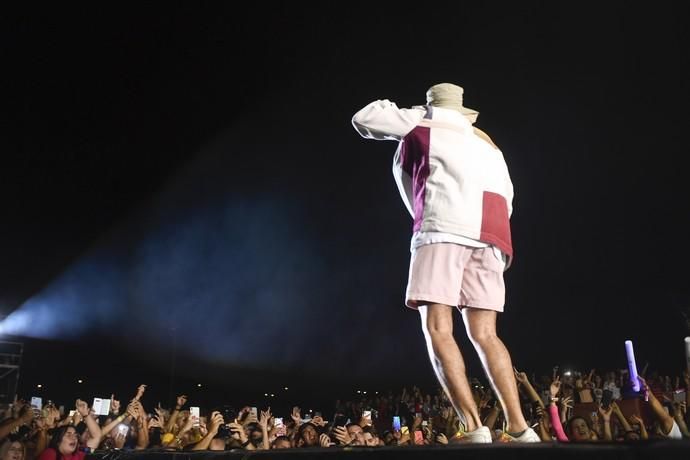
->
[90, 440, 690, 460]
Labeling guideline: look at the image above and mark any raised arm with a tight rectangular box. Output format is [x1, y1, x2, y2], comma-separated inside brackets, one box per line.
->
[638, 377, 677, 437]
[75, 399, 102, 450]
[514, 368, 545, 408]
[352, 100, 424, 141]
[610, 402, 633, 433]
[192, 411, 223, 451]
[548, 377, 569, 442]
[165, 395, 187, 433]
[0, 404, 33, 441]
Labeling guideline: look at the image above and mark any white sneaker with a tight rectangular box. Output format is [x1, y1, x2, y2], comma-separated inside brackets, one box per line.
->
[497, 427, 541, 443]
[450, 426, 492, 443]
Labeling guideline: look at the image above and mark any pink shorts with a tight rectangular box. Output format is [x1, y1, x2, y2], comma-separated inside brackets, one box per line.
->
[405, 243, 506, 312]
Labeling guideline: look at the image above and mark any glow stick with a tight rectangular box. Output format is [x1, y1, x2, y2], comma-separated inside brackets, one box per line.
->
[625, 340, 640, 392]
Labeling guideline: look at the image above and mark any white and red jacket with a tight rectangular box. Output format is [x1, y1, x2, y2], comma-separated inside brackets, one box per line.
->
[352, 99, 514, 266]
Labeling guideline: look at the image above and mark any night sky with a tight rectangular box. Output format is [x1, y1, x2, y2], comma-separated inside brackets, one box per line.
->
[3, 3, 690, 410]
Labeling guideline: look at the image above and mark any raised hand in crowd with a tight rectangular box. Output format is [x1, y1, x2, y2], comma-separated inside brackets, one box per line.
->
[110, 394, 121, 415]
[559, 395, 573, 424]
[134, 384, 147, 402]
[597, 404, 613, 441]
[319, 433, 332, 447]
[258, 408, 272, 450]
[192, 411, 224, 451]
[228, 421, 253, 450]
[637, 376, 679, 439]
[629, 414, 649, 440]
[332, 426, 352, 446]
[290, 406, 301, 427]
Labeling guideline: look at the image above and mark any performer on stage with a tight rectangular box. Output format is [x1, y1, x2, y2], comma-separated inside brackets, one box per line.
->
[352, 83, 539, 443]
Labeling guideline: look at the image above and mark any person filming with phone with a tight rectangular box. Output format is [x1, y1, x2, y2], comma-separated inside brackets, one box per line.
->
[352, 83, 539, 443]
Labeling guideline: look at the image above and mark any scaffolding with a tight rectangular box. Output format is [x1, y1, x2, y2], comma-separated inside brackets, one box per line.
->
[0, 341, 23, 404]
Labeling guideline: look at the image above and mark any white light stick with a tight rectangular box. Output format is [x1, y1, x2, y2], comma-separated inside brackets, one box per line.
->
[625, 340, 640, 392]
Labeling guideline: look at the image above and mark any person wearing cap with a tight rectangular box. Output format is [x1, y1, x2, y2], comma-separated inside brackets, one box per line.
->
[352, 83, 538, 443]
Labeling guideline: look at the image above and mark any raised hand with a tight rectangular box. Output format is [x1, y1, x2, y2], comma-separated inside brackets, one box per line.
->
[180, 413, 195, 433]
[110, 395, 121, 414]
[311, 414, 326, 427]
[550, 376, 562, 399]
[76, 399, 90, 417]
[598, 404, 613, 422]
[228, 421, 248, 444]
[333, 426, 352, 445]
[208, 411, 224, 435]
[290, 406, 301, 425]
[134, 384, 147, 401]
[18, 405, 34, 424]
[259, 408, 271, 429]
[319, 433, 332, 447]
[149, 415, 163, 429]
[629, 413, 644, 426]
[559, 395, 574, 410]
[45, 406, 60, 428]
[513, 367, 529, 385]
[435, 432, 448, 444]
[126, 401, 139, 419]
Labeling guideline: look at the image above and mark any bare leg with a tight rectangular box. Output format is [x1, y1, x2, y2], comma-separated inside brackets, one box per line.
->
[462, 308, 528, 433]
[419, 303, 482, 431]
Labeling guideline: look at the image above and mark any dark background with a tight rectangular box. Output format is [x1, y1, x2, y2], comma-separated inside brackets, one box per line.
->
[2, 2, 690, 412]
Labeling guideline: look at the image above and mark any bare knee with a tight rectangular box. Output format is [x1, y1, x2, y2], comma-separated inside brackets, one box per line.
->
[467, 327, 498, 346]
[463, 309, 498, 346]
[420, 304, 454, 342]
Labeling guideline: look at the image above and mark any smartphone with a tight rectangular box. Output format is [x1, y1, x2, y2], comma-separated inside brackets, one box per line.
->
[421, 420, 428, 427]
[333, 414, 348, 428]
[69, 410, 76, 417]
[117, 424, 129, 437]
[673, 390, 687, 403]
[274, 417, 286, 436]
[362, 410, 371, 420]
[190, 407, 200, 427]
[414, 430, 424, 445]
[401, 426, 409, 436]
[250, 407, 258, 419]
[602, 389, 613, 408]
[31, 397, 43, 410]
[314, 411, 322, 418]
[392, 416, 401, 432]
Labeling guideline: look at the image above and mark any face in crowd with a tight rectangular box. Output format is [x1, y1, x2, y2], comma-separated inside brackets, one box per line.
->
[567, 417, 592, 442]
[1, 441, 25, 460]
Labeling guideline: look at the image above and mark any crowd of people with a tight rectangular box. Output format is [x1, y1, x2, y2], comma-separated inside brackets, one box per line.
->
[0, 366, 688, 458]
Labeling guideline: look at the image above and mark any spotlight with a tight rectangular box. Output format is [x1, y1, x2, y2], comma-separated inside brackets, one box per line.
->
[78, 379, 83, 384]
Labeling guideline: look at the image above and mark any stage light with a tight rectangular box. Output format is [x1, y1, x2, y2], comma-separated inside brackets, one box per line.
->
[37, 384, 42, 389]
[78, 379, 83, 384]
[284, 387, 288, 390]
[197, 383, 202, 387]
